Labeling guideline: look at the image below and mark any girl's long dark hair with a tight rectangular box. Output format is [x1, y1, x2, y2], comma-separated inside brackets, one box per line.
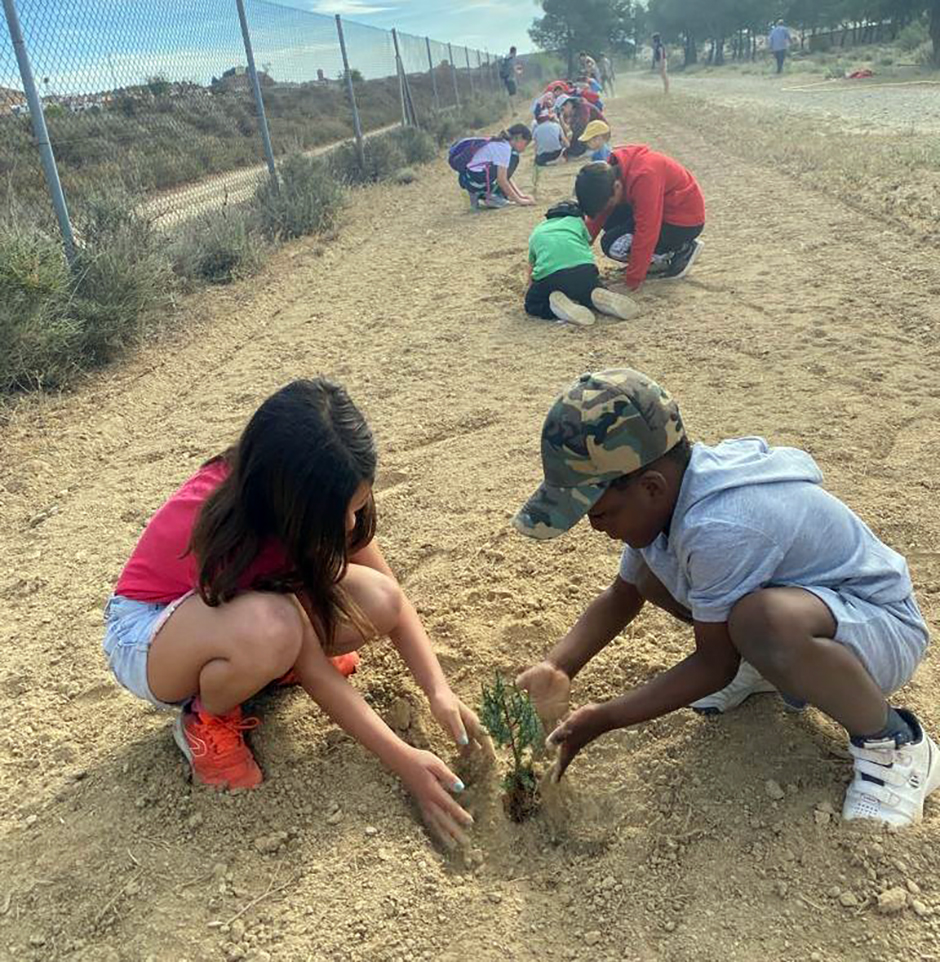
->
[189, 378, 377, 645]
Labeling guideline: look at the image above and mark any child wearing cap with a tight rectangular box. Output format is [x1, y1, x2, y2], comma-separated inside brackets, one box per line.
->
[525, 203, 639, 327]
[579, 120, 611, 162]
[576, 150, 705, 288]
[514, 368, 937, 828]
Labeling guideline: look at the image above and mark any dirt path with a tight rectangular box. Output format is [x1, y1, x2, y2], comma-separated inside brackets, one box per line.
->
[634, 70, 940, 132]
[2, 84, 940, 962]
[142, 122, 401, 229]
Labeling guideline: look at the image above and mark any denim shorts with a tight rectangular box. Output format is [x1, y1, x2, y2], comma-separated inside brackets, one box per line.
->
[102, 592, 193, 710]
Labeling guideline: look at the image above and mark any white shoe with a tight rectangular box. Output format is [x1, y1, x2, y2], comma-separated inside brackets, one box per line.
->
[549, 291, 595, 327]
[842, 710, 940, 827]
[481, 194, 510, 209]
[691, 660, 777, 714]
[591, 288, 640, 320]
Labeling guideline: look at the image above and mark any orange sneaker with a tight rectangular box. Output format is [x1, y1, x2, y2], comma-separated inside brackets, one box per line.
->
[277, 652, 361, 686]
[173, 701, 263, 790]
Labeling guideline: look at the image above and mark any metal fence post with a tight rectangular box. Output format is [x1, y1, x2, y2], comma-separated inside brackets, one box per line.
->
[335, 15, 365, 169]
[425, 36, 440, 111]
[3, 0, 76, 264]
[448, 42, 460, 108]
[390, 28, 408, 127]
[234, 0, 277, 188]
[464, 47, 475, 99]
[476, 50, 483, 94]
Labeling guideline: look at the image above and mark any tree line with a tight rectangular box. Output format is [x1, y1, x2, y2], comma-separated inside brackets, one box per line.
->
[529, 0, 940, 69]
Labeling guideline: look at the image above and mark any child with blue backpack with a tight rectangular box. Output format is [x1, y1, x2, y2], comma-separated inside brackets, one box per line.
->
[450, 125, 535, 209]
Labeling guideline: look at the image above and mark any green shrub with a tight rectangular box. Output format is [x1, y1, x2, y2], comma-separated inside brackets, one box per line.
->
[255, 153, 345, 240]
[327, 133, 406, 185]
[171, 206, 262, 285]
[390, 126, 436, 165]
[429, 112, 463, 147]
[0, 196, 171, 392]
[395, 167, 417, 185]
[914, 41, 936, 66]
[897, 19, 929, 52]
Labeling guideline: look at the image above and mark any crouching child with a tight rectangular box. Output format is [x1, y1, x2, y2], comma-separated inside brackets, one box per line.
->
[514, 369, 937, 828]
[525, 202, 639, 327]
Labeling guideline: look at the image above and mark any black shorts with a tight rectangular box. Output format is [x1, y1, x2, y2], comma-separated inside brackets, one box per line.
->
[536, 149, 563, 166]
[600, 205, 704, 260]
[524, 264, 602, 319]
[503, 77, 517, 96]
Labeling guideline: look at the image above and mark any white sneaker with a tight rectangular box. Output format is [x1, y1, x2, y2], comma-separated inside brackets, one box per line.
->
[549, 291, 595, 327]
[591, 288, 640, 320]
[481, 194, 510, 209]
[691, 660, 777, 714]
[842, 710, 940, 827]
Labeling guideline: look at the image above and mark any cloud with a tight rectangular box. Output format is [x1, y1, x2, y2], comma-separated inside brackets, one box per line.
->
[310, 0, 395, 14]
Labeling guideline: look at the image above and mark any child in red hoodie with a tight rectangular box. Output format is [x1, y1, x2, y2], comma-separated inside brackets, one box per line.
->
[575, 146, 705, 290]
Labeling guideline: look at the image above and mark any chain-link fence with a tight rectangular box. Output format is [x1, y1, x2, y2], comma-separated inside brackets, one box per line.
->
[0, 0, 504, 249]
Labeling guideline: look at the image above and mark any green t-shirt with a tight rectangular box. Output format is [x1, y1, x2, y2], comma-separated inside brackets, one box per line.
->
[528, 216, 596, 281]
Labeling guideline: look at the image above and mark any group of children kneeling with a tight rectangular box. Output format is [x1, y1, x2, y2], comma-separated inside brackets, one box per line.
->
[451, 117, 706, 328]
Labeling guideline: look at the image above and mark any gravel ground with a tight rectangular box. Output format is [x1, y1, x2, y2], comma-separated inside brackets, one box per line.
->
[632, 71, 940, 132]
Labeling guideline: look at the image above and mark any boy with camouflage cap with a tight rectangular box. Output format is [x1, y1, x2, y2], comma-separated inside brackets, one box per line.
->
[514, 369, 937, 827]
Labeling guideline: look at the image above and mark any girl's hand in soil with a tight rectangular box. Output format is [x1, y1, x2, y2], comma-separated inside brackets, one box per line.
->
[516, 661, 571, 730]
[546, 703, 607, 782]
[428, 688, 495, 757]
[397, 747, 474, 849]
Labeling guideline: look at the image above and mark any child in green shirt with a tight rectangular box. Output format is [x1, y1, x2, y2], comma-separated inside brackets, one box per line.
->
[525, 202, 639, 328]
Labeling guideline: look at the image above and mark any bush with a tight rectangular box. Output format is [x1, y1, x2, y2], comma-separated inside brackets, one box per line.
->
[254, 153, 345, 240]
[171, 206, 263, 285]
[327, 133, 406, 185]
[0, 196, 171, 392]
[390, 126, 436, 165]
[429, 112, 463, 147]
[914, 41, 936, 66]
[897, 19, 929, 52]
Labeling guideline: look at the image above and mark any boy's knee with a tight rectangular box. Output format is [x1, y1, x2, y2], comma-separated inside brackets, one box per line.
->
[729, 591, 800, 673]
[242, 594, 304, 677]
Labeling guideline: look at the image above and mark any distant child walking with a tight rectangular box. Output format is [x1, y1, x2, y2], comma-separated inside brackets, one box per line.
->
[533, 112, 568, 166]
[576, 148, 705, 289]
[652, 33, 669, 93]
[525, 201, 639, 327]
[451, 125, 534, 209]
[103, 378, 490, 849]
[515, 368, 938, 828]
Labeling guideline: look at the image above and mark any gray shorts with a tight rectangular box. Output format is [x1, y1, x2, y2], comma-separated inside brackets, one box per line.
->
[802, 588, 929, 694]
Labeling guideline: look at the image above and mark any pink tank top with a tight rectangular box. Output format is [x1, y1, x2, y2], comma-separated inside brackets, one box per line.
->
[114, 460, 288, 603]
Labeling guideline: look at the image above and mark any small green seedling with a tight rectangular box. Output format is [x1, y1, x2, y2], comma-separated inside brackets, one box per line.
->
[480, 673, 543, 821]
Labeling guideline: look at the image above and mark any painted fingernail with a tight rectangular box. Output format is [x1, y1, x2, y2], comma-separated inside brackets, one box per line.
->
[453, 779, 465, 793]
[458, 734, 469, 746]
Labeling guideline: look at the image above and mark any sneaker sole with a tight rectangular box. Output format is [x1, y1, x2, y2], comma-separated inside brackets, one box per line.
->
[665, 240, 703, 281]
[591, 288, 640, 320]
[173, 712, 195, 767]
[549, 292, 595, 327]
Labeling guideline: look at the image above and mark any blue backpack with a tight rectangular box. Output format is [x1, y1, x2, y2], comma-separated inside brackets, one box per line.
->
[448, 137, 490, 172]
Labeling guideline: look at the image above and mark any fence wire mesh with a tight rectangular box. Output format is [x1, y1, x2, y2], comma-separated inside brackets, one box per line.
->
[0, 0, 497, 233]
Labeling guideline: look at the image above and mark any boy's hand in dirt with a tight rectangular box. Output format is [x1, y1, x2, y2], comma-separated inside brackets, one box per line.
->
[546, 703, 606, 781]
[398, 747, 474, 850]
[516, 661, 571, 729]
[429, 688, 495, 757]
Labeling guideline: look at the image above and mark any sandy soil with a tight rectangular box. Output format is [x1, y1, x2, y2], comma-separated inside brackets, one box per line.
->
[2, 84, 940, 962]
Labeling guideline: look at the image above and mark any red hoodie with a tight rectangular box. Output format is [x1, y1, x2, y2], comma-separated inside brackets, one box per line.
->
[585, 145, 705, 289]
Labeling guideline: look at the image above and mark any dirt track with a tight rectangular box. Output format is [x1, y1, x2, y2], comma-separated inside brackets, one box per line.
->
[2, 84, 940, 962]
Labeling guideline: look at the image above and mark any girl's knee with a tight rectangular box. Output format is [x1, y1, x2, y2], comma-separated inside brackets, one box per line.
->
[358, 570, 402, 637]
[241, 594, 305, 675]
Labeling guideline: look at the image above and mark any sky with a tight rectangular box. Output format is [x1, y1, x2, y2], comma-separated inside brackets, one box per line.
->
[0, 0, 538, 96]
[299, 0, 537, 53]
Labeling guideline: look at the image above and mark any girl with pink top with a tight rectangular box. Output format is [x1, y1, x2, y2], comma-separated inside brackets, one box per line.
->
[103, 378, 488, 849]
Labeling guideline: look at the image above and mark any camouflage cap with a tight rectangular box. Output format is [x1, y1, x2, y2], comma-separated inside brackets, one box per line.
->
[513, 369, 685, 540]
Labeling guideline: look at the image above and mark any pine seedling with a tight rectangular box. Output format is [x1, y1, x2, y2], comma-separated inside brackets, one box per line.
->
[480, 673, 543, 820]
